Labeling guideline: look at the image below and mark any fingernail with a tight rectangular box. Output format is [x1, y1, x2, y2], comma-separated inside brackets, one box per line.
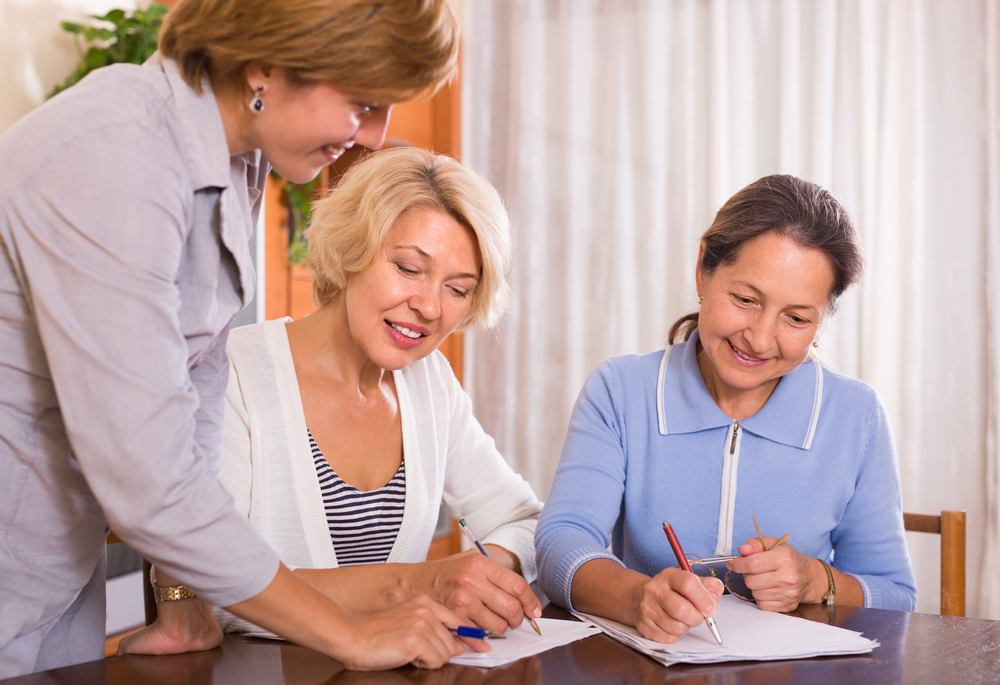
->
[533, 607, 542, 618]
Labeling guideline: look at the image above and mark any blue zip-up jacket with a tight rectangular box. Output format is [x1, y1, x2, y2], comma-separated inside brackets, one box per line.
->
[535, 330, 917, 612]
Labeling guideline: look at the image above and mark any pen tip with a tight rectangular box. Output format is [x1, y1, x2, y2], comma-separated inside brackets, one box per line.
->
[662, 520, 671, 529]
[531, 619, 541, 635]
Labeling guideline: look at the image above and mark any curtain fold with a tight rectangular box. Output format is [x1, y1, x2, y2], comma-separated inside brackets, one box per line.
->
[463, 0, 999, 618]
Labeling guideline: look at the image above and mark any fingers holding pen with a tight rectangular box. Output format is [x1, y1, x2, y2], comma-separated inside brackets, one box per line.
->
[422, 550, 540, 636]
[634, 567, 723, 644]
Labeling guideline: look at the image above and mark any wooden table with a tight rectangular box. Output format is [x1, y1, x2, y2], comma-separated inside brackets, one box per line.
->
[4, 604, 999, 685]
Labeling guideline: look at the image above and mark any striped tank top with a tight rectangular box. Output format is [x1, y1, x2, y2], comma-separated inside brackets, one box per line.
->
[308, 429, 406, 566]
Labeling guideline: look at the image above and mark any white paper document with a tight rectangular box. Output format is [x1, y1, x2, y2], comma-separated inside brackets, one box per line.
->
[574, 596, 878, 667]
[449, 617, 601, 668]
[243, 617, 601, 669]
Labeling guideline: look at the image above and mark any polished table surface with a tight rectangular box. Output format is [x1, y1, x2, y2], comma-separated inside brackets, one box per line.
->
[5, 603, 999, 685]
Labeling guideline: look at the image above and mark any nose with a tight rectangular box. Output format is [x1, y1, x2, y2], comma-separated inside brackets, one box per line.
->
[353, 104, 393, 150]
[744, 315, 777, 354]
[409, 281, 441, 321]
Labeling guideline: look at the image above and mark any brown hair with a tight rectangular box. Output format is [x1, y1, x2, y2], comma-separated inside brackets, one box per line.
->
[306, 147, 511, 332]
[158, 0, 458, 102]
[668, 174, 864, 344]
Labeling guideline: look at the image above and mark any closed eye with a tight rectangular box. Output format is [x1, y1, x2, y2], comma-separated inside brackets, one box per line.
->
[395, 262, 419, 276]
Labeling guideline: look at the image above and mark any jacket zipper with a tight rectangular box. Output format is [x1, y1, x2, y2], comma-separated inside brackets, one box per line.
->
[730, 422, 740, 454]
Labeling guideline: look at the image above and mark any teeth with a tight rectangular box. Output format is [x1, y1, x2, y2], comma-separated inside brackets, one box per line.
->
[391, 323, 422, 339]
[324, 144, 346, 159]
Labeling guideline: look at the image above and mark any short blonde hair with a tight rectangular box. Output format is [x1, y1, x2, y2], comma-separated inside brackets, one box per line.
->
[159, 0, 458, 102]
[306, 148, 511, 332]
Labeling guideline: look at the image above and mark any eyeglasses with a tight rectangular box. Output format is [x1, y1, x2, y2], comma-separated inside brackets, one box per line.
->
[676, 515, 791, 604]
[681, 554, 757, 603]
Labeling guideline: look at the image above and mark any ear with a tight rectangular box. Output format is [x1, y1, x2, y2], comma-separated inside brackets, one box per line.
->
[695, 240, 707, 296]
[243, 62, 275, 93]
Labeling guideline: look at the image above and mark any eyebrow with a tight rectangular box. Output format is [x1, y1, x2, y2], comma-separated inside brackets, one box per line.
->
[395, 244, 480, 281]
[737, 282, 822, 311]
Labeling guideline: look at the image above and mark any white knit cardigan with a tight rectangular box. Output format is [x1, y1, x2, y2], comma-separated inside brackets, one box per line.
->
[215, 319, 541, 632]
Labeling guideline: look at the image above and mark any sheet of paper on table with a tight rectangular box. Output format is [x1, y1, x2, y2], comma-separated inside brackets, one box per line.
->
[242, 617, 601, 669]
[574, 595, 878, 667]
[449, 617, 601, 668]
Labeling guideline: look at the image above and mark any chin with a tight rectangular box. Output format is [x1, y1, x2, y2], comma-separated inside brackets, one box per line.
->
[271, 164, 322, 185]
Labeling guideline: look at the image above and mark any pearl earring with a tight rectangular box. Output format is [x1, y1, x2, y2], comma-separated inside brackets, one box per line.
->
[812, 341, 819, 348]
[249, 85, 265, 115]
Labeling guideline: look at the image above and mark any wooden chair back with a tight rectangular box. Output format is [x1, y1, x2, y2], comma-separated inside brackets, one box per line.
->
[903, 510, 966, 616]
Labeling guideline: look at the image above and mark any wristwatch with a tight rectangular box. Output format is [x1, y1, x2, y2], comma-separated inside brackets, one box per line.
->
[149, 565, 197, 602]
[819, 560, 836, 606]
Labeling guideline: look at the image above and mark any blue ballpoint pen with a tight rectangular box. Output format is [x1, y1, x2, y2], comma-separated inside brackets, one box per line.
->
[451, 626, 507, 640]
[458, 518, 543, 636]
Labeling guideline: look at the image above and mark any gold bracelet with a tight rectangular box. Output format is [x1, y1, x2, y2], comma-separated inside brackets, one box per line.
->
[819, 559, 836, 606]
[149, 565, 197, 602]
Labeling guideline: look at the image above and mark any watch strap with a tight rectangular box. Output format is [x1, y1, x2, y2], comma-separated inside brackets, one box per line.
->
[149, 565, 197, 602]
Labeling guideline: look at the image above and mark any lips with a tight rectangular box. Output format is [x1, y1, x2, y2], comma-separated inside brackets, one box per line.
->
[727, 339, 768, 366]
[384, 320, 427, 350]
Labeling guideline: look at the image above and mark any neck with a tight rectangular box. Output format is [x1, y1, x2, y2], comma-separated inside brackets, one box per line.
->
[212, 76, 256, 157]
[285, 296, 388, 394]
[695, 343, 779, 422]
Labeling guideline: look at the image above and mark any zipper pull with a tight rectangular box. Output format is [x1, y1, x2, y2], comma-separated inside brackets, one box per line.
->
[730, 422, 740, 455]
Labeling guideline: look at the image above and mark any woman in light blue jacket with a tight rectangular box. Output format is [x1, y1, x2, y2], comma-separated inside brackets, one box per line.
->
[536, 175, 916, 644]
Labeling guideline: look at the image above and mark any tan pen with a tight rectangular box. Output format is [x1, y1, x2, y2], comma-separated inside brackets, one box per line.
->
[458, 518, 542, 636]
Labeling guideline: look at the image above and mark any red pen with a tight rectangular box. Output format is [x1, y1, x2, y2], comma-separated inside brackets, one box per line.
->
[662, 521, 724, 646]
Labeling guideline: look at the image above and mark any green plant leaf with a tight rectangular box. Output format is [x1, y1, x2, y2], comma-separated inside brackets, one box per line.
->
[59, 21, 86, 34]
[101, 9, 126, 22]
[48, 3, 170, 99]
[84, 47, 110, 70]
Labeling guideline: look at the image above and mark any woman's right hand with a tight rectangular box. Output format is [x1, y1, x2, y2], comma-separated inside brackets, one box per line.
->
[405, 550, 543, 633]
[338, 594, 469, 670]
[631, 567, 723, 644]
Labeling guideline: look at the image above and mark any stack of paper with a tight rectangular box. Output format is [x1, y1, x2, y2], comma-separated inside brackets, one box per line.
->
[575, 596, 877, 666]
[450, 617, 601, 668]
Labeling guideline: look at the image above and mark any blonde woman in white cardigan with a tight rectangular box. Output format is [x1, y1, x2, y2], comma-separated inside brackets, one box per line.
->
[217, 147, 542, 638]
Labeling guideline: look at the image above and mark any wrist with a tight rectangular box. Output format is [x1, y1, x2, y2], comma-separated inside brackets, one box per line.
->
[626, 575, 652, 627]
[809, 558, 835, 605]
[150, 565, 197, 603]
[389, 562, 421, 605]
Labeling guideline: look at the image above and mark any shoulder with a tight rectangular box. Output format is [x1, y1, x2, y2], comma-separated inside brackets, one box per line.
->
[5, 63, 177, 169]
[227, 319, 290, 369]
[816, 362, 884, 417]
[585, 349, 666, 399]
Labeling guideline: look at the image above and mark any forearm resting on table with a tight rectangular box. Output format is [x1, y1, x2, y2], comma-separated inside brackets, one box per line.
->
[294, 543, 524, 614]
[569, 558, 650, 625]
[122, 564, 353, 657]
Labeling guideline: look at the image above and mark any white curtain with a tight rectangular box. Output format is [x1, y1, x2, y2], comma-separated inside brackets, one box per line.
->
[462, 0, 1000, 618]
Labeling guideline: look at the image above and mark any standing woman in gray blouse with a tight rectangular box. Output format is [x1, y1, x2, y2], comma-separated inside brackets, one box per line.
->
[0, 0, 469, 677]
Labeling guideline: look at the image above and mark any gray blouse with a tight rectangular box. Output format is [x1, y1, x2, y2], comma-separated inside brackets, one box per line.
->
[0, 54, 279, 675]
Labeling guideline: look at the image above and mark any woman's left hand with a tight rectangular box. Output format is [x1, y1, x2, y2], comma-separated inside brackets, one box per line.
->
[117, 597, 223, 656]
[725, 536, 826, 612]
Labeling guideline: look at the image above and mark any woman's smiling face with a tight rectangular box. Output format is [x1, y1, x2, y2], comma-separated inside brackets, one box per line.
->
[695, 231, 835, 405]
[343, 206, 480, 371]
[246, 67, 393, 184]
